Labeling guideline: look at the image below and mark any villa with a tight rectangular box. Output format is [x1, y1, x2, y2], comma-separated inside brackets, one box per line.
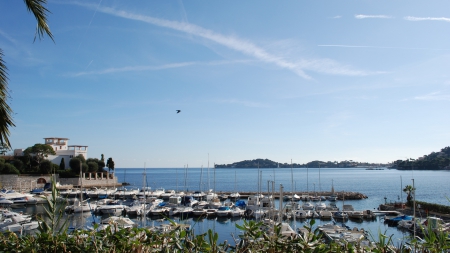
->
[14, 137, 88, 169]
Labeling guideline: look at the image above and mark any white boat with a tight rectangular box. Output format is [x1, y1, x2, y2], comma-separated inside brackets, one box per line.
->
[150, 187, 165, 198]
[216, 206, 231, 217]
[229, 192, 240, 200]
[0, 198, 13, 207]
[124, 200, 146, 216]
[178, 206, 194, 217]
[205, 190, 218, 202]
[96, 200, 126, 215]
[0, 210, 39, 232]
[348, 210, 364, 219]
[253, 209, 267, 220]
[0, 190, 36, 207]
[66, 199, 97, 213]
[230, 207, 245, 217]
[333, 211, 349, 220]
[192, 191, 206, 201]
[97, 216, 136, 232]
[295, 209, 312, 219]
[137, 187, 152, 198]
[327, 195, 337, 201]
[149, 205, 170, 216]
[319, 210, 333, 219]
[160, 190, 175, 200]
[192, 206, 207, 216]
[315, 202, 326, 211]
[208, 197, 222, 209]
[302, 202, 314, 210]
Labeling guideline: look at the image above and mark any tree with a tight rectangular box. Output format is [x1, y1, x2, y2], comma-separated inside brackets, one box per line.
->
[87, 162, 98, 172]
[59, 158, 65, 170]
[4, 163, 19, 175]
[0, 0, 54, 148]
[23, 143, 56, 168]
[40, 160, 52, 174]
[23, 143, 56, 167]
[69, 155, 88, 173]
[106, 157, 114, 173]
[86, 158, 104, 172]
[12, 159, 24, 172]
[403, 185, 416, 203]
[0, 143, 10, 155]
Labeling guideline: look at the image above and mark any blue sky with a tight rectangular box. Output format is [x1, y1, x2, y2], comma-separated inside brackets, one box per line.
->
[1, 1, 449, 168]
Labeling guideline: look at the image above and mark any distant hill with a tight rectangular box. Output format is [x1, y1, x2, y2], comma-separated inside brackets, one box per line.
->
[392, 146, 450, 170]
[214, 158, 387, 169]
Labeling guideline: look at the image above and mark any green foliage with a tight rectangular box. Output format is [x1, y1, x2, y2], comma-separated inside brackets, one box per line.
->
[69, 155, 88, 172]
[4, 162, 19, 174]
[59, 157, 65, 170]
[394, 146, 450, 170]
[0, 142, 10, 155]
[0, 158, 19, 174]
[86, 158, 104, 172]
[40, 160, 53, 174]
[24, 143, 56, 166]
[87, 161, 98, 172]
[106, 157, 115, 172]
[416, 201, 450, 214]
[1, 213, 450, 252]
[12, 159, 24, 172]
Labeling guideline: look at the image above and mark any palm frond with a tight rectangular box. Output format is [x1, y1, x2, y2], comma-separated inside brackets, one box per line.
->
[24, 0, 54, 42]
[0, 50, 15, 148]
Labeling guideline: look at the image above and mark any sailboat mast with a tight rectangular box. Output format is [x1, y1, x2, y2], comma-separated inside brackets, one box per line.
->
[208, 154, 210, 191]
[200, 166, 203, 192]
[307, 166, 309, 195]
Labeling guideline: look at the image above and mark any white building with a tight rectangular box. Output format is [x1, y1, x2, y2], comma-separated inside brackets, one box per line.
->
[14, 137, 88, 169]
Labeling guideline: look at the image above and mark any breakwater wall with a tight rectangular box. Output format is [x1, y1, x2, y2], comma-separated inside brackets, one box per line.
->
[217, 191, 368, 200]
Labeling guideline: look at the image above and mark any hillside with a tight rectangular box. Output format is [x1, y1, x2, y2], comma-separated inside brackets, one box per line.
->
[392, 146, 450, 170]
[214, 158, 387, 168]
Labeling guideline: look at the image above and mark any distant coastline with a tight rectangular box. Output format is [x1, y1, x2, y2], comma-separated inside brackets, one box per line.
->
[214, 158, 389, 169]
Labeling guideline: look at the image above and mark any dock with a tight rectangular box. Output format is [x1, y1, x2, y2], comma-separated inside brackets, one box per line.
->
[215, 191, 368, 200]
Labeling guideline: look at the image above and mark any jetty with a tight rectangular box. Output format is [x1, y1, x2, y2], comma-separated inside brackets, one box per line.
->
[215, 191, 367, 200]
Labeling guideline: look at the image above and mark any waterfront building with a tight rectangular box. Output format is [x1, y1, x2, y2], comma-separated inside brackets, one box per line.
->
[14, 137, 88, 169]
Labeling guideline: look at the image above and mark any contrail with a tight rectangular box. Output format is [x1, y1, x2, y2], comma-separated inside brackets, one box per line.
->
[318, 45, 450, 50]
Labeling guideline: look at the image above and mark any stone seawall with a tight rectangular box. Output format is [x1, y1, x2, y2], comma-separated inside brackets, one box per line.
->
[0, 174, 55, 191]
[0, 173, 120, 191]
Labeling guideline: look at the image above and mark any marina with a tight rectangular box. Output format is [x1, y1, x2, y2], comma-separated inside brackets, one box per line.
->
[1, 167, 449, 247]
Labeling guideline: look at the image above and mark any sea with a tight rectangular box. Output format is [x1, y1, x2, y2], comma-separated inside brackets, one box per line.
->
[18, 167, 450, 247]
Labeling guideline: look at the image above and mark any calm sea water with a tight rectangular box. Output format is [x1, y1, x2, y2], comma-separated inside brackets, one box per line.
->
[20, 167, 450, 247]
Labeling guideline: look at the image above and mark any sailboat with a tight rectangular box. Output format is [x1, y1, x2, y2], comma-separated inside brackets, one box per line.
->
[66, 164, 97, 213]
[229, 171, 240, 201]
[327, 179, 337, 201]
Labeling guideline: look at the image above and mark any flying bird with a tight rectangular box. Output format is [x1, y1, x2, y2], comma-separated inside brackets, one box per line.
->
[176, 110, 181, 113]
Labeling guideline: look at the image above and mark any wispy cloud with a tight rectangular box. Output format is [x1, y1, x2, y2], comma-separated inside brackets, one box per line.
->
[0, 29, 17, 44]
[70, 62, 197, 76]
[413, 92, 450, 101]
[66, 2, 378, 79]
[331, 15, 342, 19]
[355, 14, 393, 19]
[297, 58, 386, 76]
[73, 3, 311, 79]
[318, 44, 450, 51]
[404, 16, 450, 22]
[70, 60, 245, 76]
[215, 98, 269, 108]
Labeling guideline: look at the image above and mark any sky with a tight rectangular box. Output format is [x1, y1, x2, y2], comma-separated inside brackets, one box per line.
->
[1, 1, 449, 168]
